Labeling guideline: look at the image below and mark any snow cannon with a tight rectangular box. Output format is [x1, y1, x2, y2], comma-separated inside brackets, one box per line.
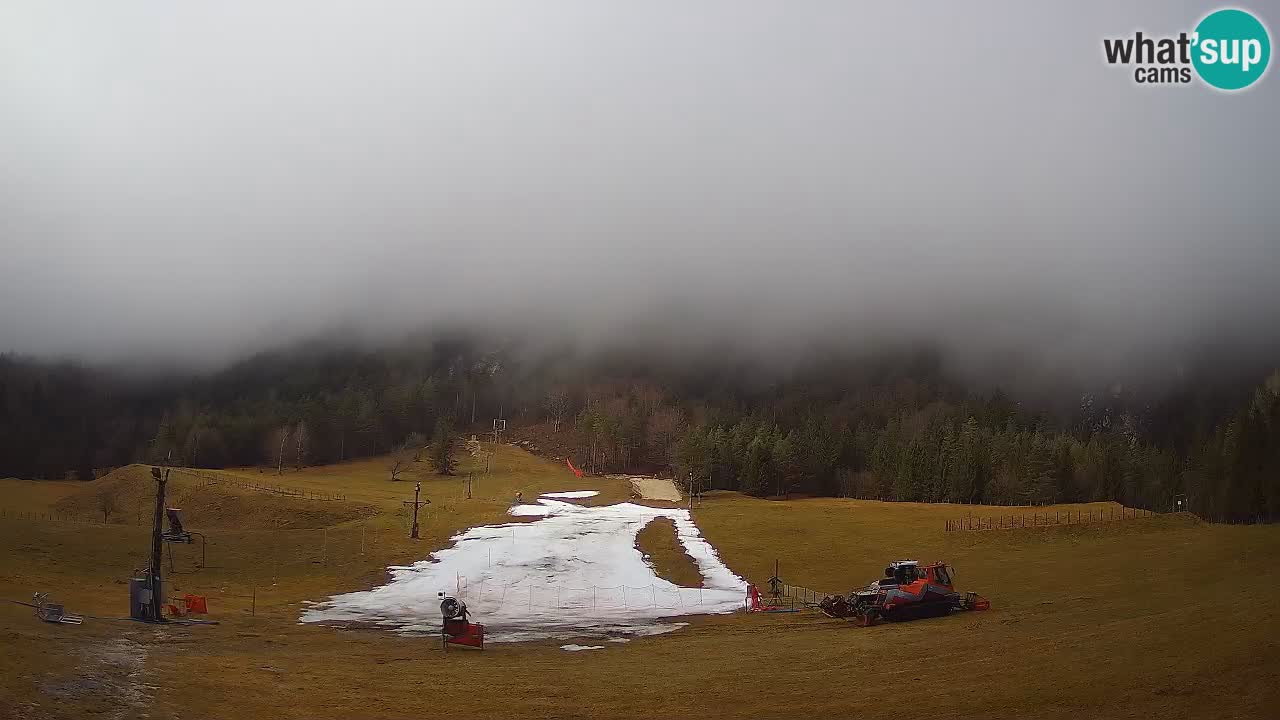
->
[439, 592, 484, 650]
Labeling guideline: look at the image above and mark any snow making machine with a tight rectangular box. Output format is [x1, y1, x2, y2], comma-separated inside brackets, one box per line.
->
[439, 592, 484, 650]
[819, 560, 989, 626]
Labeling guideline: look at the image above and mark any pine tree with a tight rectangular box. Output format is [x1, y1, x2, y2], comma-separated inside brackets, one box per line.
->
[430, 421, 457, 475]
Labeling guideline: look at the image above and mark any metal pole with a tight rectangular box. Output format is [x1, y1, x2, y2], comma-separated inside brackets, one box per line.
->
[148, 460, 170, 622]
[410, 482, 421, 539]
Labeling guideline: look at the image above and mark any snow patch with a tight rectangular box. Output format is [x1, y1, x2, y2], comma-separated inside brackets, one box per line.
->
[540, 490, 599, 499]
[301, 502, 746, 642]
[506, 498, 577, 517]
[560, 644, 605, 652]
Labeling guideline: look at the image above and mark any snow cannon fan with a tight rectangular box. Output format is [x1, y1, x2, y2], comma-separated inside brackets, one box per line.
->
[439, 592, 484, 651]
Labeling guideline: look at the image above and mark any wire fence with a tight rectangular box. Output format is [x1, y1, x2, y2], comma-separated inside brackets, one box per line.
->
[774, 582, 827, 608]
[0, 507, 124, 525]
[842, 493, 1129, 508]
[945, 505, 1157, 531]
[172, 468, 348, 501]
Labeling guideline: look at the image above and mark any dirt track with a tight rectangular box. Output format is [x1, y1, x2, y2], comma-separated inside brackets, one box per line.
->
[628, 476, 681, 502]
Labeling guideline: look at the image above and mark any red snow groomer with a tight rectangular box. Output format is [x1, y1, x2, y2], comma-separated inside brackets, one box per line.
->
[819, 560, 989, 626]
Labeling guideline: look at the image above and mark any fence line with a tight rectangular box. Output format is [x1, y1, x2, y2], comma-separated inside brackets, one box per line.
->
[945, 506, 1157, 531]
[0, 507, 129, 525]
[171, 468, 347, 501]
[776, 582, 827, 607]
[843, 494, 1090, 507]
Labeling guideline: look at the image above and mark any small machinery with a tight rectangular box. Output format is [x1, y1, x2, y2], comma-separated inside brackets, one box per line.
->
[819, 560, 990, 626]
[33, 592, 83, 625]
[162, 507, 206, 570]
[439, 592, 484, 650]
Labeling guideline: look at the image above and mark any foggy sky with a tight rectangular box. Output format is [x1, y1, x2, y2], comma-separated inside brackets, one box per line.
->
[2, 2, 1278, 389]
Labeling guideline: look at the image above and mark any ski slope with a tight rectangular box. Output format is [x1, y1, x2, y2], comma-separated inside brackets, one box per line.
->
[300, 495, 746, 641]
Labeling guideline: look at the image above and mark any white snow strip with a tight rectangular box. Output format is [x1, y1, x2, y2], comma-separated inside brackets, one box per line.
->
[560, 644, 605, 652]
[540, 490, 599, 499]
[506, 505, 551, 517]
[507, 498, 584, 517]
[301, 502, 747, 642]
[606, 637, 631, 644]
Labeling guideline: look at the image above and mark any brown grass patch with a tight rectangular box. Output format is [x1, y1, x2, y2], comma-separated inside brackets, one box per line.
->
[635, 516, 704, 588]
[2, 447, 1278, 720]
[49, 465, 374, 529]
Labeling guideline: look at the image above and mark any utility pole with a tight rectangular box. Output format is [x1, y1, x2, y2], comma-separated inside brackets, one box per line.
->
[404, 482, 430, 539]
[489, 418, 506, 476]
[147, 453, 172, 622]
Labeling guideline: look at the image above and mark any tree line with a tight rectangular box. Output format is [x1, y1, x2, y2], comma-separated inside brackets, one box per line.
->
[2, 340, 1276, 522]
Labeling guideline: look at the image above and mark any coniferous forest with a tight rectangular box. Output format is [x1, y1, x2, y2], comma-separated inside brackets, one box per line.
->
[2, 337, 1277, 523]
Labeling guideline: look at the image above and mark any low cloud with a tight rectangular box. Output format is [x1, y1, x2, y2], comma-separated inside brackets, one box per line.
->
[1, 1, 1276, 392]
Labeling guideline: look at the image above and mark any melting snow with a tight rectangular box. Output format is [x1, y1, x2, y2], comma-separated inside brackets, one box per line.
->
[540, 490, 599, 499]
[560, 644, 605, 652]
[301, 499, 746, 642]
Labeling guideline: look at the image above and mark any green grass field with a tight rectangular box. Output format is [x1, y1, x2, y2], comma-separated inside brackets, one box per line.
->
[2, 445, 1278, 719]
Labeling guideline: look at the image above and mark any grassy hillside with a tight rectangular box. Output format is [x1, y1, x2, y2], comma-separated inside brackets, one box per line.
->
[1, 445, 1277, 719]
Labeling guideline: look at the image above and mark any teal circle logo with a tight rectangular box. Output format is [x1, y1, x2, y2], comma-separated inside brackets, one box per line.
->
[1192, 9, 1271, 90]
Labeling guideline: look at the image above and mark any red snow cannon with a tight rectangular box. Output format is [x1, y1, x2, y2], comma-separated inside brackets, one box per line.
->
[439, 593, 484, 650]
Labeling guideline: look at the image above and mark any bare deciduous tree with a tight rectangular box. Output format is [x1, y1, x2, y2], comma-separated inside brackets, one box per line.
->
[632, 382, 666, 417]
[294, 421, 309, 470]
[95, 486, 119, 523]
[389, 453, 409, 482]
[388, 438, 419, 481]
[267, 424, 292, 475]
[646, 406, 687, 472]
[544, 388, 570, 433]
